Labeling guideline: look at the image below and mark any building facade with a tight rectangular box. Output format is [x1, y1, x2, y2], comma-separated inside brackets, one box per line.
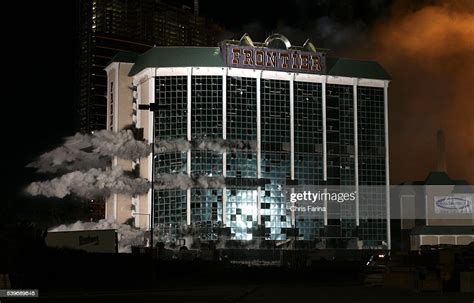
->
[105, 34, 392, 249]
[76, 0, 227, 133]
[390, 130, 473, 251]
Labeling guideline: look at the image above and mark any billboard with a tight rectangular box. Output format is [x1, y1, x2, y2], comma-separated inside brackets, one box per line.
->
[434, 195, 473, 214]
[221, 44, 326, 75]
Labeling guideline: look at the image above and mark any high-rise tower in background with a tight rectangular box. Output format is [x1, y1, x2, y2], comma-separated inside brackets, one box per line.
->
[76, 0, 227, 133]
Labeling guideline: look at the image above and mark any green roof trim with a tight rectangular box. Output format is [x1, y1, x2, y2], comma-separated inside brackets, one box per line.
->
[129, 47, 224, 76]
[326, 57, 391, 80]
[423, 171, 470, 185]
[107, 51, 138, 66]
[120, 46, 391, 80]
[411, 226, 474, 236]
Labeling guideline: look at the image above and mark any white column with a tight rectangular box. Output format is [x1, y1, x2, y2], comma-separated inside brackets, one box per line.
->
[257, 71, 262, 225]
[290, 74, 296, 227]
[187, 67, 192, 225]
[222, 68, 227, 226]
[134, 78, 140, 226]
[113, 64, 119, 132]
[149, 73, 156, 230]
[113, 158, 118, 220]
[322, 77, 328, 226]
[353, 79, 359, 226]
[384, 80, 391, 250]
[290, 73, 295, 180]
[135, 197, 140, 228]
[322, 77, 327, 181]
[425, 194, 429, 226]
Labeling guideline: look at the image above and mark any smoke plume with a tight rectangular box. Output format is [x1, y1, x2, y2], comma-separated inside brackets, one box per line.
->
[351, 0, 474, 184]
[91, 130, 150, 159]
[26, 167, 149, 199]
[155, 173, 194, 190]
[194, 175, 226, 189]
[155, 138, 191, 153]
[29, 134, 257, 174]
[154, 138, 257, 153]
[234, 0, 473, 184]
[27, 147, 109, 173]
[155, 173, 226, 190]
[29, 130, 150, 173]
[195, 139, 257, 153]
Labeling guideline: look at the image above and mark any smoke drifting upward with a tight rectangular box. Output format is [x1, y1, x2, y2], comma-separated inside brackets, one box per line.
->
[26, 167, 149, 199]
[351, 0, 474, 184]
[234, 0, 473, 184]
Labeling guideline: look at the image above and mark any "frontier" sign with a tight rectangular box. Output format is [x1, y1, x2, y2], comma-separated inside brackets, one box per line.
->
[221, 45, 326, 74]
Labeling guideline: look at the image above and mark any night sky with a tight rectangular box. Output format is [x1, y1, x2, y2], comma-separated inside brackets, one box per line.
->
[3, 0, 473, 226]
[198, 0, 474, 185]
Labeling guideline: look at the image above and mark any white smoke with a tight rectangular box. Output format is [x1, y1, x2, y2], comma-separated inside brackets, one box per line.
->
[29, 134, 257, 174]
[155, 173, 194, 190]
[155, 138, 191, 153]
[29, 130, 150, 173]
[194, 175, 226, 189]
[50, 219, 146, 253]
[195, 139, 257, 153]
[26, 133, 246, 200]
[26, 167, 149, 199]
[154, 138, 256, 153]
[27, 147, 109, 173]
[155, 174, 226, 190]
[91, 130, 150, 159]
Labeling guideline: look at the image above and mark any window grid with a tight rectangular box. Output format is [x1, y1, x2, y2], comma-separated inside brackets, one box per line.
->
[191, 150, 222, 176]
[191, 188, 223, 240]
[149, 76, 388, 248]
[226, 188, 259, 240]
[155, 76, 187, 139]
[191, 75, 223, 139]
[357, 86, 386, 247]
[154, 189, 187, 242]
[226, 76, 257, 141]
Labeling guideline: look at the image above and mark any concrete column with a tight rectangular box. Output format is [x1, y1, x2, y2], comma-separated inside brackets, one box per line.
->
[187, 68, 192, 225]
[353, 79, 359, 226]
[384, 80, 391, 249]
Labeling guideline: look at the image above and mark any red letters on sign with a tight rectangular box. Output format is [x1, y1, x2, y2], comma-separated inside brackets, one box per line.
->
[226, 46, 324, 74]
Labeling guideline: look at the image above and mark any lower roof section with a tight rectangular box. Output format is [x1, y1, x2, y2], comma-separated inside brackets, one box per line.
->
[411, 225, 474, 236]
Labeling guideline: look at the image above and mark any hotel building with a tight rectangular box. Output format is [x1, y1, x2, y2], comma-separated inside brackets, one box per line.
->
[104, 34, 392, 249]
